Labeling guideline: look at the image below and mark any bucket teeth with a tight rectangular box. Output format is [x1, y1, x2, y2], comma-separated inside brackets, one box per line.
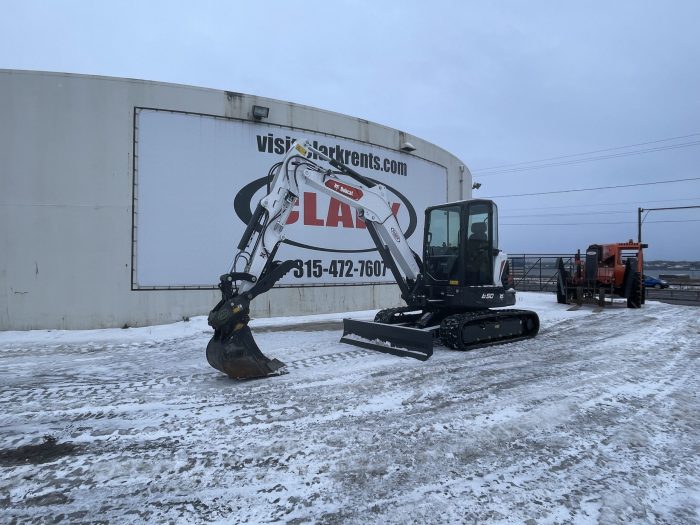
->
[206, 325, 286, 379]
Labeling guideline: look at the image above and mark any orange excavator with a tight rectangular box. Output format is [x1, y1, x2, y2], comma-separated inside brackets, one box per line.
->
[556, 241, 647, 308]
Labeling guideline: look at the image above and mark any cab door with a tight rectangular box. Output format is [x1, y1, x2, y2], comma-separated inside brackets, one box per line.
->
[464, 201, 496, 285]
[424, 205, 463, 284]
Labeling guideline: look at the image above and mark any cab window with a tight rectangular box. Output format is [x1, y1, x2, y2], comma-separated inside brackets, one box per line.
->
[425, 206, 461, 281]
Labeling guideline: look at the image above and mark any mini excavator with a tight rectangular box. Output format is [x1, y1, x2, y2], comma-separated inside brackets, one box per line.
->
[206, 140, 539, 378]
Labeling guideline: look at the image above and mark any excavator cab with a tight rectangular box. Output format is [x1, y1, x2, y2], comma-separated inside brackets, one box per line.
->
[420, 199, 516, 313]
[424, 199, 497, 287]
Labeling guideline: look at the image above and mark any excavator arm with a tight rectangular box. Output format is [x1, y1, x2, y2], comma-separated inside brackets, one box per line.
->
[206, 140, 425, 378]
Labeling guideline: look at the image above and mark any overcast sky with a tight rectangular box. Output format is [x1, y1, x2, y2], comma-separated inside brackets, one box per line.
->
[2, 0, 699, 259]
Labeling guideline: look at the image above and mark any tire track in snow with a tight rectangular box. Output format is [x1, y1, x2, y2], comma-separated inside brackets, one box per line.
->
[2, 299, 699, 525]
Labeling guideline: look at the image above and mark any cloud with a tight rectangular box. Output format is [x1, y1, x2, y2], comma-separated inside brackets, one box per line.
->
[1, 0, 699, 257]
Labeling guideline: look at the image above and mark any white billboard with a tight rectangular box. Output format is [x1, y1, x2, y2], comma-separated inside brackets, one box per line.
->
[133, 109, 448, 288]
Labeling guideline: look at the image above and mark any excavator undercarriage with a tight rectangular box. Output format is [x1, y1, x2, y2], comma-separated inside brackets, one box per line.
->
[342, 306, 539, 360]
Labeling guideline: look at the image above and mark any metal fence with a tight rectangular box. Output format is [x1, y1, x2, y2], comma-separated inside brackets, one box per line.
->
[507, 254, 575, 292]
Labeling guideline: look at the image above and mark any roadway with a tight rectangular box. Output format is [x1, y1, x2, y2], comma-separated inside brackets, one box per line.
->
[513, 281, 700, 307]
[646, 287, 700, 307]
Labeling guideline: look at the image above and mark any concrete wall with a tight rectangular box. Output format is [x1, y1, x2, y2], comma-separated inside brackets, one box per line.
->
[0, 69, 471, 330]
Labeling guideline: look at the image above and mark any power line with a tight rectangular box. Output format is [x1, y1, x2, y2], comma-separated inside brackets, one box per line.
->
[502, 219, 700, 226]
[485, 176, 700, 199]
[474, 140, 700, 176]
[503, 196, 700, 212]
[473, 132, 700, 172]
[502, 210, 631, 218]
[502, 203, 700, 218]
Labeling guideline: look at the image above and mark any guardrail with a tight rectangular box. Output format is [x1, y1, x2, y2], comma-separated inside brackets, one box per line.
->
[656, 279, 700, 290]
[647, 288, 700, 305]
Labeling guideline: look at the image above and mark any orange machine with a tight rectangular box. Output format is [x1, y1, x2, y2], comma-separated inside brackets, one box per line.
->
[556, 241, 646, 308]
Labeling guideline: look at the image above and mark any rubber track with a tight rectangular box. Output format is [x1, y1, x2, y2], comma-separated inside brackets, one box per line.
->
[439, 309, 539, 350]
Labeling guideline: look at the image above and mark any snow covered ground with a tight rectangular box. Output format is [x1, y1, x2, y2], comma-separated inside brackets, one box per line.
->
[1, 292, 699, 524]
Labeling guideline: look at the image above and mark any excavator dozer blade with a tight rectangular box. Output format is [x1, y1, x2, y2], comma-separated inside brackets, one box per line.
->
[340, 319, 434, 361]
[206, 325, 286, 379]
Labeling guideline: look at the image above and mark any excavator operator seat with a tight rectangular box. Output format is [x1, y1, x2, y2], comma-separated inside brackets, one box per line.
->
[469, 222, 488, 241]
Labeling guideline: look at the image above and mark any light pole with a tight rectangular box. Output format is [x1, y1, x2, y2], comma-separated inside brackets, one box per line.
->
[638, 207, 643, 243]
[638, 205, 700, 244]
[637, 205, 700, 287]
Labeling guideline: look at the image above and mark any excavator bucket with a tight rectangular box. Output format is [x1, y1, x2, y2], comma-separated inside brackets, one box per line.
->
[206, 325, 286, 379]
[340, 319, 434, 361]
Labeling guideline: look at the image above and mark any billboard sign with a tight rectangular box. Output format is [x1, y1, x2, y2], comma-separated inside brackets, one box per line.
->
[133, 108, 448, 288]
